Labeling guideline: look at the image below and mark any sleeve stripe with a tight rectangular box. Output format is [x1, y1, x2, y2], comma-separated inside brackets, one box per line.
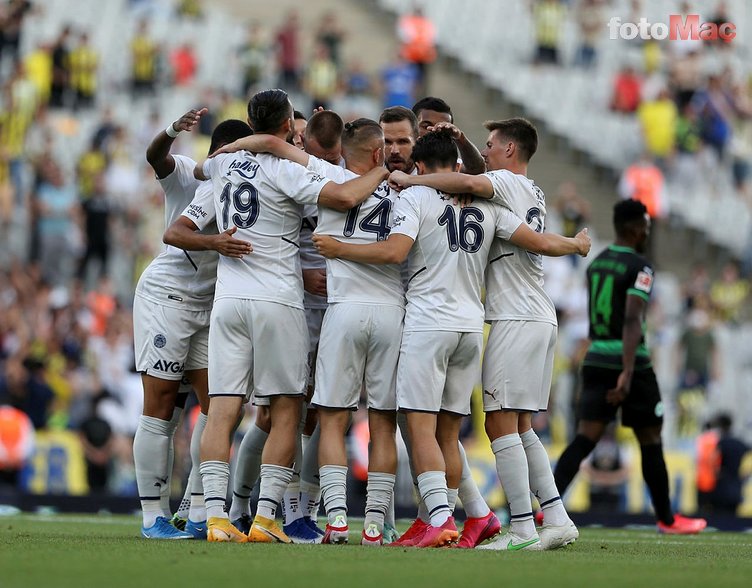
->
[627, 288, 650, 301]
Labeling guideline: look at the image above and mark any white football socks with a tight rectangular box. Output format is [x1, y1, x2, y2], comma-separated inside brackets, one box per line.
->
[320, 464, 348, 525]
[160, 407, 182, 517]
[200, 460, 230, 520]
[521, 428, 569, 526]
[300, 425, 321, 520]
[417, 471, 451, 527]
[257, 464, 294, 520]
[492, 433, 536, 538]
[134, 415, 172, 527]
[188, 412, 208, 522]
[364, 472, 395, 532]
[458, 442, 491, 518]
[228, 424, 268, 521]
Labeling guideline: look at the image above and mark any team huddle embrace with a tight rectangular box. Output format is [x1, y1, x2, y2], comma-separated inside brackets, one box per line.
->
[134, 86, 683, 551]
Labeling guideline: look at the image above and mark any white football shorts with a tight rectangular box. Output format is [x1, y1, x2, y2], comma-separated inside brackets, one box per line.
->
[313, 302, 404, 411]
[208, 298, 309, 402]
[482, 320, 556, 412]
[396, 330, 483, 415]
[133, 294, 210, 381]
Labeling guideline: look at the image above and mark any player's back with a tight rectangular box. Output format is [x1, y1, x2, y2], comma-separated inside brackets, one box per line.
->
[484, 169, 556, 325]
[204, 151, 329, 308]
[584, 245, 654, 370]
[392, 185, 501, 332]
[310, 157, 404, 307]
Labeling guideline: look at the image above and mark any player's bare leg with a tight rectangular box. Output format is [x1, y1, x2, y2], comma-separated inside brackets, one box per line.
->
[362, 409, 397, 545]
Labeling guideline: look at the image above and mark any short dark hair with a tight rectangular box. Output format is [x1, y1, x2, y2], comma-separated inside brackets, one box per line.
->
[293, 110, 307, 121]
[411, 129, 458, 170]
[305, 110, 344, 149]
[412, 97, 453, 122]
[342, 118, 383, 151]
[613, 198, 648, 236]
[247, 89, 292, 133]
[484, 118, 538, 162]
[208, 119, 253, 154]
[379, 106, 418, 138]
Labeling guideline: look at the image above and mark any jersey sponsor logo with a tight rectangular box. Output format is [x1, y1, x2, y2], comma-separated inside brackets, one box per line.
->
[152, 359, 185, 374]
[228, 159, 259, 180]
[392, 214, 406, 227]
[309, 173, 325, 184]
[154, 334, 167, 348]
[634, 267, 654, 293]
[187, 203, 207, 219]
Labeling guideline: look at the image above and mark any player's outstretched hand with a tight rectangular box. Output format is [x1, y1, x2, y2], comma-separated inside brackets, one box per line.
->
[303, 268, 327, 297]
[388, 170, 413, 191]
[212, 226, 253, 258]
[427, 121, 462, 140]
[575, 228, 591, 257]
[312, 234, 341, 259]
[606, 370, 631, 406]
[173, 107, 208, 133]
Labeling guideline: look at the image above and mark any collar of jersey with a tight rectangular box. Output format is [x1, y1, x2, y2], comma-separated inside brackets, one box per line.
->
[609, 244, 636, 253]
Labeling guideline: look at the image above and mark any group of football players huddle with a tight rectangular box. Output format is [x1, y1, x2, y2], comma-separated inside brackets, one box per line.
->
[131, 88, 591, 550]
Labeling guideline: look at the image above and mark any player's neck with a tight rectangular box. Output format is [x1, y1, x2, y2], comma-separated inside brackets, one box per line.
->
[345, 159, 375, 175]
[613, 238, 637, 251]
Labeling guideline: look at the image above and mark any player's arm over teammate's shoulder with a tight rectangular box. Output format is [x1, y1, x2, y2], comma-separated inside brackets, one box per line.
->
[163, 183, 252, 258]
[146, 108, 207, 179]
[210, 133, 310, 167]
[313, 184, 420, 264]
[317, 167, 388, 211]
[389, 168, 495, 199]
[499, 207, 591, 257]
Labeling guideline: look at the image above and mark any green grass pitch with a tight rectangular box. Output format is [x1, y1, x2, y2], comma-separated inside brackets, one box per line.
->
[1, 515, 751, 588]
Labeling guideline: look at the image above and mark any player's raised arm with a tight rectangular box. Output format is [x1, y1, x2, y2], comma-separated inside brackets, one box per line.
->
[146, 107, 207, 178]
[389, 169, 494, 198]
[318, 166, 389, 211]
[428, 121, 485, 175]
[313, 233, 413, 265]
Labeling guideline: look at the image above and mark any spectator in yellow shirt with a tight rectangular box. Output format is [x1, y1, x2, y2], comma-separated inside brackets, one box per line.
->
[638, 89, 678, 167]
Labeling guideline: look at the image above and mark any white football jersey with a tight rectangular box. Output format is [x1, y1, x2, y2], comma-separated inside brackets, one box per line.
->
[484, 170, 557, 325]
[200, 151, 331, 308]
[136, 155, 218, 310]
[309, 157, 404, 308]
[390, 185, 522, 333]
[300, 204, 327, 310]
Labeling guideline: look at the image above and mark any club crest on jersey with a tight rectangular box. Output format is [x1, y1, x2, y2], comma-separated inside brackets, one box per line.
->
[154, 334, 167, 348]
[635, 267, 654, 293]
